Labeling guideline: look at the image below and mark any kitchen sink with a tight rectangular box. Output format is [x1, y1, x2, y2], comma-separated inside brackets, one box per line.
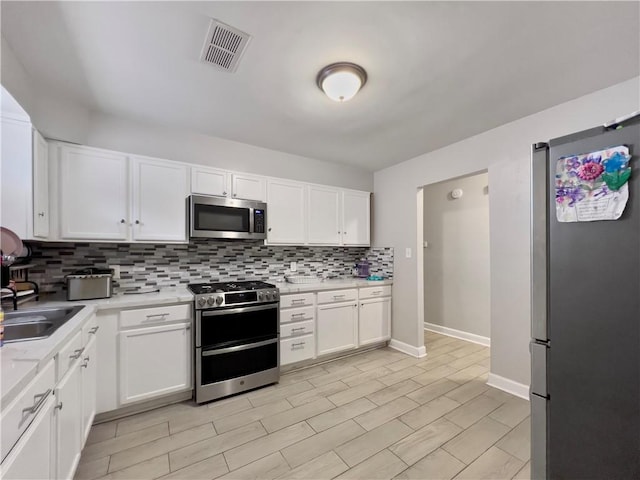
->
[3, 305, 85, 343]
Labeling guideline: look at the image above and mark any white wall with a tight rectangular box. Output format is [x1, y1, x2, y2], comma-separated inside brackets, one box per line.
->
[374, 76, 640, 386]
[83, 113, 373, 191]
[423, 172, 490, 339]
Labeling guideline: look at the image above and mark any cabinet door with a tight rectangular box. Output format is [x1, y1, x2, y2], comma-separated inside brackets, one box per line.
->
[119, 323, 191, 405]
[191, 166, 230, 196]
[59, 146, 129, 240]
[0, 396, 55, 480]
[32, 129, 49, 238]
[80, 335, 97, 446]
[342, 191, 370, 246]
[266, 179, 306, 244]
[308, 186, 340, 245]
[55, 360, 82, 480]
[317, 302, 358, 356]
[131, 157, 189, 242]
[359, 297, 391, 346]
[0, 117, 32, 240]
[232, 173, 266, 201]
[95, 312, 118, 414]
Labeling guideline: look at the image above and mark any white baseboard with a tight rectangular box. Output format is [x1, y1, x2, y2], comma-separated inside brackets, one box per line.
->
[389, 339, 427, 358]
[424, 322, 491, 347]
[486, 373, 530, 400]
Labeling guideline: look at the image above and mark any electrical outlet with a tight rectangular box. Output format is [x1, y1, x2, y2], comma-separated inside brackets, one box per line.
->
[405, 248, 412, 258]
[110, 265, 121, 279]
[290, 261, 297, 272]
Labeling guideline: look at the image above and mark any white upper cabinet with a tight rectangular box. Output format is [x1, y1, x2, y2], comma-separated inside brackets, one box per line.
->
[267, 179, 306, 244]
[131, 156, 189, 242]
[231, 173, 266, 201]
[308, 185, 340, 245]
[190, 167, 266, 202]
[32, 129, 49, 238]
[191, 166, 230, 197]
[342, 190, 371, 246]
[59, 145, 129, 240]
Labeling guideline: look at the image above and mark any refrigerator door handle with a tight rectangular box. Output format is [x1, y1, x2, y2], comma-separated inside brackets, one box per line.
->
[531, 143, 549, 342]
[530, 341, 549, 398]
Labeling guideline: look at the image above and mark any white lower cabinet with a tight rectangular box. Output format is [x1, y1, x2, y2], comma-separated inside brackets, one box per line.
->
[359, 297, 391, 346]
[0, 395, 55, 480]
[55, 359, 82, 480]
[119, 322, 191, 405]
[81, 335, 97, 445]
[281, 335, 315, 365]
[316, 301, 358, 356]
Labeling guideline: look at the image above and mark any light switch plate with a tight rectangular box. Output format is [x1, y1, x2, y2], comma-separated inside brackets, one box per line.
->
[290, 261, 297, 272]
[109, 265, 121, 279]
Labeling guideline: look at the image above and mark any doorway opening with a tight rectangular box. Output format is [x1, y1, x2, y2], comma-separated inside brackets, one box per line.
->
[420, 171, 491, 351]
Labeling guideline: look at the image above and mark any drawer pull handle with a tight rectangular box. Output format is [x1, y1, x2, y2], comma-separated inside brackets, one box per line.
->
[89, 326, 99, 334]
[81, 360, 89, 368]
[291, 299, 306, 305]
[291, 327, 305, 332]
[372, 291, 381, 295]
[69, 348, 85, 360]
[22, 389, 52, 416]
[55, 402, 63, 411]
[291, 342, 306, 349]
[333, 294, 346, 299]
[291, 313, 306, 318]
[146, 313, 169, 319]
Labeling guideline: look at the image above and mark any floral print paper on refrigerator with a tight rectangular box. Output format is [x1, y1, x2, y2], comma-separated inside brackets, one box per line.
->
[555, 145, 631, 222]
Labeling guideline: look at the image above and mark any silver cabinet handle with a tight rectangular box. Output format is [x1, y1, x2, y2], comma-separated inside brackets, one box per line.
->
[372, 291, 381, 295]
[120, 219, 126, 224]
[223, 191, 227, 196]
[22, 389, 52, 416]
[268, 227, 272, 232]
[69, 347, 84, 360]
[135, 220, 140, 225]
[291, 342, 306, 350]
[89, 326, 99, 334]
[291, 327, 305, 332]
[54, 402, 63, 411]
[333, 294, 346, 299]
[38, 212, 45, 217]
[291, 313, 306, 318]
[291, 299, 306, 305]
[145, 313, 169, 320]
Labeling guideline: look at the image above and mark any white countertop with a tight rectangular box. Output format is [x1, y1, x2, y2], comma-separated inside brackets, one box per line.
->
[274, 278, 393, 294]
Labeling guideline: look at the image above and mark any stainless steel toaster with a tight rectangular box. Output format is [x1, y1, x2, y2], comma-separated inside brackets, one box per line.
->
[66, 268, 113, 301]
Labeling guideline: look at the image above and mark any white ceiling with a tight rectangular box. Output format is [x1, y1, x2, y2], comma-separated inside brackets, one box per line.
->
[2, 1, 639, 171]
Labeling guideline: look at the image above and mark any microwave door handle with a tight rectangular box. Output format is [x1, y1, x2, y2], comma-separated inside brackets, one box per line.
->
[249, 207, 255, 234]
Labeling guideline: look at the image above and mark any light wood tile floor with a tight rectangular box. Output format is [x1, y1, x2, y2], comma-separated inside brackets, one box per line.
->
[77, 332, 530, 480]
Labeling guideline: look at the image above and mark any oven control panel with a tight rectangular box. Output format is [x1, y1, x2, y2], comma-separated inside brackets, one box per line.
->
[195, 289, 279, 309]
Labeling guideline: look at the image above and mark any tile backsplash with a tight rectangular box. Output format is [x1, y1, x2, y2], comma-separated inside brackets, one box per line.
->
[25, 240, 393, 294]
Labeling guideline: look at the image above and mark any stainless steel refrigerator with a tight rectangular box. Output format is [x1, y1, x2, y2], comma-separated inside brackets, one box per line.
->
[530, 112, 640, 479]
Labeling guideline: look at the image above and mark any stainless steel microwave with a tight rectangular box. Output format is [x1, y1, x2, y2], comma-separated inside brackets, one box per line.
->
[188, 195, 267, 240]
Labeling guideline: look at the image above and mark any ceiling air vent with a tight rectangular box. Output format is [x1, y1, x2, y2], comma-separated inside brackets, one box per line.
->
[200, 19, 251, 73]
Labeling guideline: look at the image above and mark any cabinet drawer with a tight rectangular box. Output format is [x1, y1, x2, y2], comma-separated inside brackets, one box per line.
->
[359, 285, 391, 299]
[1, 358, 55, 462]
[280, 293, 314, 309]
[57, 330, 83, 380]
[280, 306, 314, 324]
[281, 320, 314, 338]
[281, 335, 315, 365]
[120, 303, 191, 329]
[82, 314, 99, 345]
[317, 289, 358, 304]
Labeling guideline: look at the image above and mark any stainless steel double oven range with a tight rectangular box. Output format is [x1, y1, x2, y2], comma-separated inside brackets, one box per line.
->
[188, 281, 280, 404]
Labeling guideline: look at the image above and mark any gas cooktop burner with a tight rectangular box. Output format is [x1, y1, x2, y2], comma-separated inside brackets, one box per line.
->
[188, 281, 275, 295]
[188, 281, 279, 309]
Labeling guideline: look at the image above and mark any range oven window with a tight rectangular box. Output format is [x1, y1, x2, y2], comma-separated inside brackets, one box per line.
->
[200, 340, 278, 385]
[198, 304, 278, 348]
[194, 204, 250, 233]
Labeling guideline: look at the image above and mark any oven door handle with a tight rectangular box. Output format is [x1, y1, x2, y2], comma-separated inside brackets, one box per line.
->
[202, 338, 278, 356]
[200, 303, 278, 317]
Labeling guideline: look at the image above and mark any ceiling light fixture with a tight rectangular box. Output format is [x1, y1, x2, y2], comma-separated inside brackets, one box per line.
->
[316, 62, 367, 102]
